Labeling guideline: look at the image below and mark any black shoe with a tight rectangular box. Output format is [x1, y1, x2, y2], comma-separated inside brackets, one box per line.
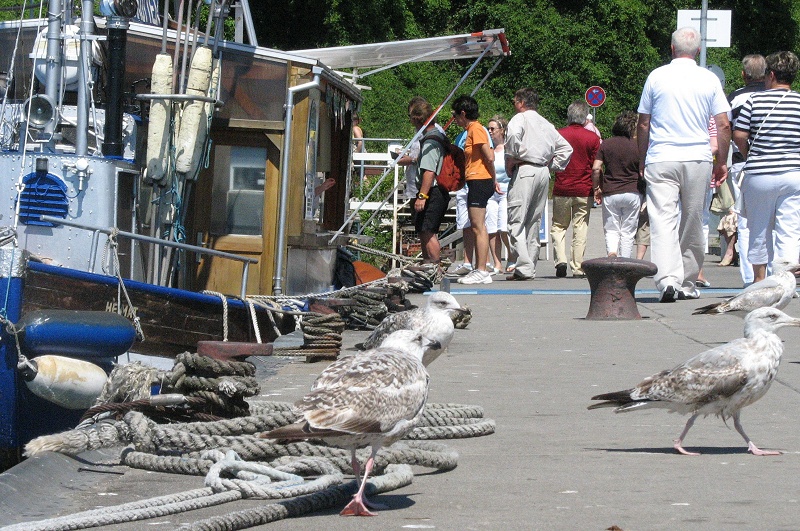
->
[555, 263, 567, 278]
[660, 285, 676, 303]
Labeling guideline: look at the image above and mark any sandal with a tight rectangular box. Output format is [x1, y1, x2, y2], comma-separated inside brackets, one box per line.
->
[505, 262, 516, 273]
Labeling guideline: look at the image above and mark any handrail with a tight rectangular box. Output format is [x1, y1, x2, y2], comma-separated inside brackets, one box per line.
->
[39, 215, 256, 298]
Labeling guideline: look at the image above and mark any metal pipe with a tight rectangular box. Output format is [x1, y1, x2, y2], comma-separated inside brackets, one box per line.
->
[43, 0, 62, 142]
[239, 0, 258, 46]
[273, 70, 321, 295]
[75, 0, 95, 156]
[102, 16, 129, 157]
[137, 93, 218, 104]
[171, 0, 185, 90]
[40, 215, 258, 264]
[178, 0, 194, 93]
[160, 0, 170, 54]
[40, 215, 258, 298]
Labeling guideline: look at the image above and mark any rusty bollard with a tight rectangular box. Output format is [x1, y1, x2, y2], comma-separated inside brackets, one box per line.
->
[582, 257, 658, 320]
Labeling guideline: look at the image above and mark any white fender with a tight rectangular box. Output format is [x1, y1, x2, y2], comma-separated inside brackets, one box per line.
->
[175, 46, 213, 174]
[184, 56, 221, 180]
[22, 355, 107, 410]
[146, 53, 174, 185]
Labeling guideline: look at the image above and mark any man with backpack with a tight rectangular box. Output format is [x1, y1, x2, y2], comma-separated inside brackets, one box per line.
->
[505, 88, 573, 280]
[409, 98, 450, 265]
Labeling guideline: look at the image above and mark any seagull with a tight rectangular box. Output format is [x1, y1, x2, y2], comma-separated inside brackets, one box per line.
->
[693, 261, 800, 315]
[357, 291, 466, 366]
[588, 307, 800, 456]
[262, 329, 438, 516]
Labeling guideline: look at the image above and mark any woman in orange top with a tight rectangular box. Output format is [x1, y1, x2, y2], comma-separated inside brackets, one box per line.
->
[452, 95, 498, 285]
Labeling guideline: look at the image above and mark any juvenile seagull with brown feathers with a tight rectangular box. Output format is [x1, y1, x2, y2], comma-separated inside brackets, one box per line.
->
[262, 329, 439, 516]
[693, 261, 800, 315]
[589, 307, 800, 455]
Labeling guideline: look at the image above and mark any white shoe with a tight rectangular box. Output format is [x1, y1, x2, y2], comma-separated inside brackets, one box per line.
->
[452, 262, 473, 276]
[458, 269, 493, 284]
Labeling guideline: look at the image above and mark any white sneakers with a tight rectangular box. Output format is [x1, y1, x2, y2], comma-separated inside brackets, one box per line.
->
[457, 269, 493, 284]
[452, 262, 473, 276]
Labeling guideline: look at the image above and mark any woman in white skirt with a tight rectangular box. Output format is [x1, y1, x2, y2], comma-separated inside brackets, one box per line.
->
[485, 115, 515, 272]
[591, 111, 642, 257]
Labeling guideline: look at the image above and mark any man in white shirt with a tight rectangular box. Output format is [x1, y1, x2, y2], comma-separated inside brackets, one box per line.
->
[505, 88, 572, 280]
[637, 26, 731, 302]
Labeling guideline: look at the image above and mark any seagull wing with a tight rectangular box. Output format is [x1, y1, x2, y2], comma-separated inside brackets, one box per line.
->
[300, 351, 429, 435]
[722, 285, 785, 312]
[633, 340, 751, 407]
[360, 309, 422, 350]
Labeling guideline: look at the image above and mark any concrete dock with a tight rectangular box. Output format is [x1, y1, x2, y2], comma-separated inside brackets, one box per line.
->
[3, 214, 800, 531]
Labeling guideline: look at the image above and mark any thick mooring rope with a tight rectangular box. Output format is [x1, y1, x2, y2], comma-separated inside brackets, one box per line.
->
[14, 402, 493, 530]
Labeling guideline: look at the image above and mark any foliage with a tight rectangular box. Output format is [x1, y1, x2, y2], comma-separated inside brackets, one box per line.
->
[5, 1, 797, 130]
[252, 0, 799, 136]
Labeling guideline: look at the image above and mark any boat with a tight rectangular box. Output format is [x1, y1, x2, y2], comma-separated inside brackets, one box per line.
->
[0, 0, 509, 470]
[0, 0, 364, 468]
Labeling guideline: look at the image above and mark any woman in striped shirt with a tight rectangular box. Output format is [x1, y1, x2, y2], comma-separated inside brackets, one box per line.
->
[732, 51, 800, 282]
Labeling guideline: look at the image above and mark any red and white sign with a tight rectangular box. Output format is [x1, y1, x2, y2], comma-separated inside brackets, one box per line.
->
[585, 86, 606, 108]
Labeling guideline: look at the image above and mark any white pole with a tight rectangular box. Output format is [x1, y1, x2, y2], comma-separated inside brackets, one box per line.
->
[699, 0, 708, 68]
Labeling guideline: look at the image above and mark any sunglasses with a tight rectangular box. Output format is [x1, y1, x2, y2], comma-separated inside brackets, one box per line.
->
[488, 126, 501, 131]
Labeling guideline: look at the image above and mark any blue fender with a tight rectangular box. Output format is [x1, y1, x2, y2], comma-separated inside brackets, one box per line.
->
[16, 310, 136, 359]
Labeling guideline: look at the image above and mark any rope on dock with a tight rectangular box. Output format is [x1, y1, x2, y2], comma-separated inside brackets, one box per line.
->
[13, 402, 492, 530]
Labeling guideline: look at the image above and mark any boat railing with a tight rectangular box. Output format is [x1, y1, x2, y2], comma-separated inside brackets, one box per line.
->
[39, 215, 256, 298]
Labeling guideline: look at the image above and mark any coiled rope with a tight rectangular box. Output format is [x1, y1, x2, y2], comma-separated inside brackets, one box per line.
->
[16, 402, 492, 530]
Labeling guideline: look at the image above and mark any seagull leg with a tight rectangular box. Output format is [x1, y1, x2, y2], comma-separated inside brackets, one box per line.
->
[733, 412, 781, 456]
[341, 447, 388, 516]
[350, 448, 360, 478]
[673, 414, 700, 456]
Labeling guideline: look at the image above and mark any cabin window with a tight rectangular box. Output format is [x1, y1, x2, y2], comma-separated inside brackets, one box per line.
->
[17, 172, 69, 226]
[209, 145, 267, 235]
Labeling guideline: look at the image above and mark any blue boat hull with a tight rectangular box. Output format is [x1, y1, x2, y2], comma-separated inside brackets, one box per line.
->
[0, 259, 294, 470]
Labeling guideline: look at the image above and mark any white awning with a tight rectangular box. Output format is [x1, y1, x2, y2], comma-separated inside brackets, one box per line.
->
[291, 29, 509, 74]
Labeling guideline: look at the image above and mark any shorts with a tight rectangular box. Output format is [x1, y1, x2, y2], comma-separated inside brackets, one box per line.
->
[414, 185, 449, 234]
[485, 191, 508, 233]
[455, 186, 470, 229]
[467, 178, 494, 208]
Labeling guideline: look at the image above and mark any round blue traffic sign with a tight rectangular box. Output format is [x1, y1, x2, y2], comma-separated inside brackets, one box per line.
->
[585, 86, 606, 107]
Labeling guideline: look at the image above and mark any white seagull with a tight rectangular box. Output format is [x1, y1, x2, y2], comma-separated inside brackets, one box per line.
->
[693, 261, 800, 315]
[262, 329, 437, 516]
[589, 307, 800, 456]
[357, 291, 466, 366]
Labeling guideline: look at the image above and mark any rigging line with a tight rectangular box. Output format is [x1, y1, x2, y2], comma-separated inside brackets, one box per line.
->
[471, 55, 505, 96]
[335, 44, 495, 243]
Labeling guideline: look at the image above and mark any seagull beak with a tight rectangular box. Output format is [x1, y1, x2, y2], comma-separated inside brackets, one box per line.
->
[426, 339, 442, 351]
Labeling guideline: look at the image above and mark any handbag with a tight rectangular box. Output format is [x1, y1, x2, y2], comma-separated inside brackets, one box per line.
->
[710, 179, 734, 214]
